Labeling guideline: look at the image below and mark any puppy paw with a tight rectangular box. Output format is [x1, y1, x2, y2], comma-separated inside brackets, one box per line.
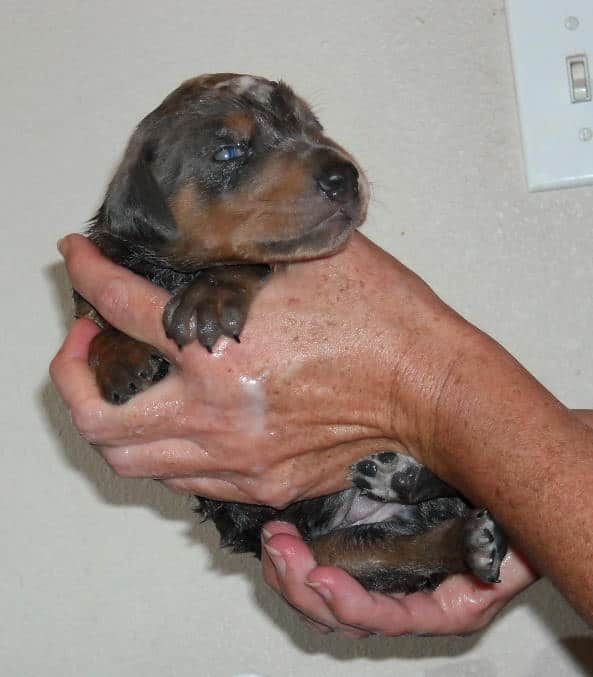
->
[89, 330, 169, 405]
[163, 279, 247, 351]
[351, 451, 456, 504]
[464, 509, 508, 584]
[163, 265, 270, 351]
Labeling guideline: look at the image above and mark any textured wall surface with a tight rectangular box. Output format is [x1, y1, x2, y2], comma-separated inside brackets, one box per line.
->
[2, 1, 593, 675]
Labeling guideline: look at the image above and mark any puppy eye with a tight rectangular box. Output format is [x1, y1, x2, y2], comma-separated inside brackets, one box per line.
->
[213, 144, 246, 162]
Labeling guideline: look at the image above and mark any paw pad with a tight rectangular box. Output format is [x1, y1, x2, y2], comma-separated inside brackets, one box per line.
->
[464, 509, 508, 584]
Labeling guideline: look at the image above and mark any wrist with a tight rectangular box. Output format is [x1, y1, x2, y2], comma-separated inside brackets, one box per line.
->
[417, 329, 575, 497]
[381, 305, 486, 471]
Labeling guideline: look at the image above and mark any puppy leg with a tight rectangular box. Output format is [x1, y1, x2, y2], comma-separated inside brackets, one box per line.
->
[351, 451, 458, 503]
[163, 264, 271, 350]
[88, 328, 169, 405]
[348, 451, 508, 589]
[309, 518, 469, 593]
[309, 512, 507, 593]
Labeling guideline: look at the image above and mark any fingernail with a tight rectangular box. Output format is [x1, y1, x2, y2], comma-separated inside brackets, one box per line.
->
[306, 581, 332, 601]
[263, 544, 286, 577]
[261, 527, 272, 542]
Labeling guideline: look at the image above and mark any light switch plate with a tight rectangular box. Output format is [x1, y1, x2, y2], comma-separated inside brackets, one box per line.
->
[506, 1, 593, 191]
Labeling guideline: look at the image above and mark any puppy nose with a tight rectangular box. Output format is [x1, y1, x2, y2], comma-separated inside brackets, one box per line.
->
[316, 162, 359, 202]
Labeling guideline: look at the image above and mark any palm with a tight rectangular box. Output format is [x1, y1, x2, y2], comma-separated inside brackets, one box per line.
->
[261, 521, 536, 638]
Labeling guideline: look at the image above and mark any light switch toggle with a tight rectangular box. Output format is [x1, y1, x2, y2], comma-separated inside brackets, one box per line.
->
[567, 54, 591, 103]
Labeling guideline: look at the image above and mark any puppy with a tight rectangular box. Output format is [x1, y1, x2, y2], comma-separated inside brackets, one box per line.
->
[79, 74, 507, 593]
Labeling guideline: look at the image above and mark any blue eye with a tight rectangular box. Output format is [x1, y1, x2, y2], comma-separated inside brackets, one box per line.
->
[213, 144, 246, 162]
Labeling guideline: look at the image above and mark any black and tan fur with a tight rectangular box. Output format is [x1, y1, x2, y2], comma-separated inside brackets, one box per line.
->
[79, 74, 506, 593]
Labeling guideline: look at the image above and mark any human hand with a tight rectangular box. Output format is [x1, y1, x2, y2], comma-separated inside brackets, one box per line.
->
[51, 232, 593, 628]
[51, 232, 479, 508]
[261, 521, 537, 638]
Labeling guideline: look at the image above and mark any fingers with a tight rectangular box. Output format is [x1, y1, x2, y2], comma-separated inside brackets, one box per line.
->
[98, 437, 215, 478]
[50, 324, 259, 496]
[261, 522, 370, 638]
[162, 477, 255, 502]
[261, 522, 536, 638]
[51, 324, 187, 446]
[306, 567, 422, 636]
[58, 234, 179, 360]
[50, 318, 104, 411]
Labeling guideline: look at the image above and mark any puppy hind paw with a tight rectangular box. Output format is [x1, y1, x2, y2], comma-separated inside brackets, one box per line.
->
[351, 451, 421, 502]
[90, 332, 169, 405]
[351, 451, 456, 504]
[464, 509, 508, 584]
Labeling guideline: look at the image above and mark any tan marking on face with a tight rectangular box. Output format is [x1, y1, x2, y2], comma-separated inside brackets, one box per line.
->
[223, 112, 256, 139]
[168, 184, 203, 238]
[168, 154, 336, 266]
[158, 74, 368, 267]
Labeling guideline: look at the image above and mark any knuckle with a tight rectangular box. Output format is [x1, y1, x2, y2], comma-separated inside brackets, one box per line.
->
[96, 278, 129, 321]
[102, 449, 135, 477]
[64, 247, 86, 282]
[48, 353, 63, 383]
[162, 479, 194, 494]
[245, 465, 301, 509]
[70, 401, 105, 444]
[332, 603, 359, 627]
[452, 608, 489, 636]
[251, 483, 298, 510]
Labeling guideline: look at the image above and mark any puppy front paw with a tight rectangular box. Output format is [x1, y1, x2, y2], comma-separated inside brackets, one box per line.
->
[464, 509, 508, 584]
[89, 329, 169, 405]
[163, 278, 245, 351]
[163, 265, 270, 351]
[351, 451, 457, 504]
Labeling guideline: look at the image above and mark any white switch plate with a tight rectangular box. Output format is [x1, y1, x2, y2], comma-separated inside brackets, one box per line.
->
[506, 1, 593, 191]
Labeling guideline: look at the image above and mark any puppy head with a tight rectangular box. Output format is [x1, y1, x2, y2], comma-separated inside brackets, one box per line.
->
[100, 73, 369, 268]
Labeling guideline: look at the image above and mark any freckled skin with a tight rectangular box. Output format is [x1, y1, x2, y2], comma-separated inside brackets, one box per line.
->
[56, 230, 593, 629]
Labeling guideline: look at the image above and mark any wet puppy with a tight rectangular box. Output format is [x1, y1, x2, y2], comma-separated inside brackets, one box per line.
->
[80, 74, 506, 593]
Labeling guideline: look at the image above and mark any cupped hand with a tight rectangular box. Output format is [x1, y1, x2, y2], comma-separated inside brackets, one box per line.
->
[261, 521, 536, 638]
[51, 232, 474, 508]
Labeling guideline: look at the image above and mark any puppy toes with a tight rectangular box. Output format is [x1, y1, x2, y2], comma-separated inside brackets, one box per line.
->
[163, 267, 268, 351]
[350, 451, 456, 504]
[164, 279, 244, 351]
[463, 509, 508, 584]
[89, 329, 169, 404]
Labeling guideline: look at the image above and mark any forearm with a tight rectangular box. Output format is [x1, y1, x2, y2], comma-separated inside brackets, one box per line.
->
[426, 333, 593, 624]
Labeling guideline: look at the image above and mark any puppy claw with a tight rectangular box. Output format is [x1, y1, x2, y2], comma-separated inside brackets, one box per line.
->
[163, 268, 268, 351]
[90, 330, 169, 405]
[464, 509, 507, 584]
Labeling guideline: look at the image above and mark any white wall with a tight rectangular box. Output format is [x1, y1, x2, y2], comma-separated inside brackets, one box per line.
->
[2, 1, 593, 675]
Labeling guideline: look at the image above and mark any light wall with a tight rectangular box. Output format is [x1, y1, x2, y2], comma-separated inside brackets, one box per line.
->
[2, 1, 593, 675]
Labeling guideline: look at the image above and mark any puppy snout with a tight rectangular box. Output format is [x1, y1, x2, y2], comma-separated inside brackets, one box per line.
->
[316, 161, 359, 203]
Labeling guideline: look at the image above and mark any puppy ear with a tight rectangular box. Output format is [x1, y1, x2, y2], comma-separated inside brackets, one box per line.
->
[101, 140, 176, 241]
